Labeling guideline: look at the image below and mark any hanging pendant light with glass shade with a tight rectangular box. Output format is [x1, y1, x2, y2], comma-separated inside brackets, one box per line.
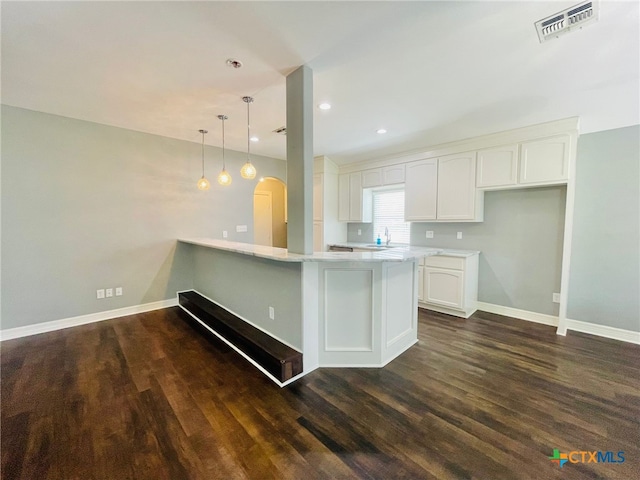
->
[196, 129, 210, 190]
[216, 115, 232, 186]
[240, 96, 257, 179]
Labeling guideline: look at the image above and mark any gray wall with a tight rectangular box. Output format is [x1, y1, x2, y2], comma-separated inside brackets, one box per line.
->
[411, 187, 566, 316]
[191, 246, 302, 349]
[567, 125, 640, 332]
[1, 105, 286, 330]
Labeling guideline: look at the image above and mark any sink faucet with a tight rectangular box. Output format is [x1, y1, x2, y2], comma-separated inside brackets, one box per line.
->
[384, 227, 391, 246]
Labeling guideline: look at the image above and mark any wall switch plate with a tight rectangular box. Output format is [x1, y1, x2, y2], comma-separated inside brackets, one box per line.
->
[223, 230, 228, 238]
[457, 232, 463, 240]
[553, 293, 561, 303]
[96, 289, 105, 299]
[236, 225, 248, 233]
[269, 306, 275, 320]
[106, 288, 113, 298]
[426, 231, 434, 239]
[115, 287, 123, 296]
[357, 229, 362, 236]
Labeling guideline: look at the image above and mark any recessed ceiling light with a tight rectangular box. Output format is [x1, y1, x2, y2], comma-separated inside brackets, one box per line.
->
[377, 128, 387, 134]
[250, 136, 259, 142]
[318, 103, 331, 110]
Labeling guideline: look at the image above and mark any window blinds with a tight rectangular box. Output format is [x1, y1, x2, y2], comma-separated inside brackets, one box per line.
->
[372, 189, 410, 244]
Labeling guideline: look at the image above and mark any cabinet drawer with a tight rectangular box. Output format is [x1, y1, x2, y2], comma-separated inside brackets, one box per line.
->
[424, 255, 464, 270]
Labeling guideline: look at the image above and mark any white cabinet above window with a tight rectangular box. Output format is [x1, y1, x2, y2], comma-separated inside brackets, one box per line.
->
[361, 165, 406, 188]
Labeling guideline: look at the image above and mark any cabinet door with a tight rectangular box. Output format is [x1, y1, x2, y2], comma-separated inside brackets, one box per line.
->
[417, 266, 424, 302]
[404, 159, 437, 221]
[519, 135, 569, 184]
[437, 152, 477, 220]
[361, 169, 382, 188]
[349, 173, 363, 221]
[424, 267, 464, 309]
[338, 174, 350, 222]
[477, 145, 518, 188]
[313, 222, 323, 252]
[383, 165, 405, 185]
[313, 174, 323, 221]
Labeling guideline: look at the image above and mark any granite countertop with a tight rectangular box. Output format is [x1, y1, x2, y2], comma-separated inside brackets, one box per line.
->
[178, 238, 443, 263]
[327, 242, 480, 258]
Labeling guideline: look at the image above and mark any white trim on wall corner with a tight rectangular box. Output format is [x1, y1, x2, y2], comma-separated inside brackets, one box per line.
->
[476, 302, 559, 327]
[565, 318, 640, 345]
[0, 298, 179, 341]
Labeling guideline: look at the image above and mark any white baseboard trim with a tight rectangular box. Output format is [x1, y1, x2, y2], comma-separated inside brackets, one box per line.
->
[565, 318, 640, 345]
[0, 298, 179, 341]
[476, 302, 640, 345]
[476, 302, 559, 327]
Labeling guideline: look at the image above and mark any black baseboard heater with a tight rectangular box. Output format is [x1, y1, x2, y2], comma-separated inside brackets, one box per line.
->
[178, 290, 303, 383]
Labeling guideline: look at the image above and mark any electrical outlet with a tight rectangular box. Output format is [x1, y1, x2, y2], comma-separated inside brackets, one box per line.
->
[269, 306, 275, 320]
[106, 288, 113, 298]
[426, 231, 434, 239]
[223, 230, 228, 238]
[457, 232, 463, 240]
[236, 225, 248, 233]
[96, 289, 105, 299]
[357, 229, 362, 236]
[553, 293, 561, 303]
[115, 287, 123, 296]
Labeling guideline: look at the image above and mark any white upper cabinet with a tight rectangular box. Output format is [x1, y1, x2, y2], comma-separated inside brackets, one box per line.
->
[313, 173, 323, 221]
[361, 165, 405, 187]
[404, 158, 438, 221]
[382, 165, 405, 185]
[361, 169, 382, 188]
[476, 145, 519, 188]
[338, 173, 372, 222]
[338, 174, 350, 222]
[519, 135, 569, 185]
[437, 152, 480, 221]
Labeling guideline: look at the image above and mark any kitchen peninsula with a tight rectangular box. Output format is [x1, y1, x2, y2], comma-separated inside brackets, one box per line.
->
[178, 238, 456, 386]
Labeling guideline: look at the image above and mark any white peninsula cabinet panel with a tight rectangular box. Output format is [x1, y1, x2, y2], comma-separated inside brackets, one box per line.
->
[476, 145, 519, 188]
[437, 152, 482, 221]
[419, 254, 479, 318]
[519, 135, 569, 185]
[404, 158, 438, 221]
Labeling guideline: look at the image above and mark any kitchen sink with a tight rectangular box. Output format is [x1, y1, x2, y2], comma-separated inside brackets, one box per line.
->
[364, 244, 396, 248]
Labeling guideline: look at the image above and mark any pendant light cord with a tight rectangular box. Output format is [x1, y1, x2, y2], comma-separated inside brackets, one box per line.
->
[246, 99, 251, 162]
[201, 130, 205, 177]
[222, 117, 226, 169]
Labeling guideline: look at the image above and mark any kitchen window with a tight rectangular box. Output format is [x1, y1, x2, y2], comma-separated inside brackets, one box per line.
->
[372, 188, 410, 244]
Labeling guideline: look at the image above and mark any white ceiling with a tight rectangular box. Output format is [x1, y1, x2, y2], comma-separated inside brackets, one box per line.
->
[2, 1, 639, 165]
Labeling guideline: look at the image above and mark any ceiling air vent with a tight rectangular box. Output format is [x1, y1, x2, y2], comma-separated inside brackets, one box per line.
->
[535, 0, 599, 43]
[273, 126, 287, 135]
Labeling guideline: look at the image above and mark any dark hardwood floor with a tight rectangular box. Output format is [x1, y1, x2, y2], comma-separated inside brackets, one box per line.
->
[2, 307, 639, 479]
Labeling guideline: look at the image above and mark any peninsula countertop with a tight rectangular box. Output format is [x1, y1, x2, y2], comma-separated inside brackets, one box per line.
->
[178, 238, 478, 263]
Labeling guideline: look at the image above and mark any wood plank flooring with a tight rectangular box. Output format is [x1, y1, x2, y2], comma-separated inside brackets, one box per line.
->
[2, 307, 639, 479]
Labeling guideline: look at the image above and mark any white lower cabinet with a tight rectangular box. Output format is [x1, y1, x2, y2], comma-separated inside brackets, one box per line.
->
[418, 253, 479, 318]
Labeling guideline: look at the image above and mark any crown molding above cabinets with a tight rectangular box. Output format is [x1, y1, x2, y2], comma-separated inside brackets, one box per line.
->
[339, 117, 579, 174]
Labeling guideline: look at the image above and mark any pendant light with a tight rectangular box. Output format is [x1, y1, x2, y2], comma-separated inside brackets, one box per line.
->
[216, 115, 232, 186]
[196, 129, 210, 190]
[240, 96, 257, 179]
